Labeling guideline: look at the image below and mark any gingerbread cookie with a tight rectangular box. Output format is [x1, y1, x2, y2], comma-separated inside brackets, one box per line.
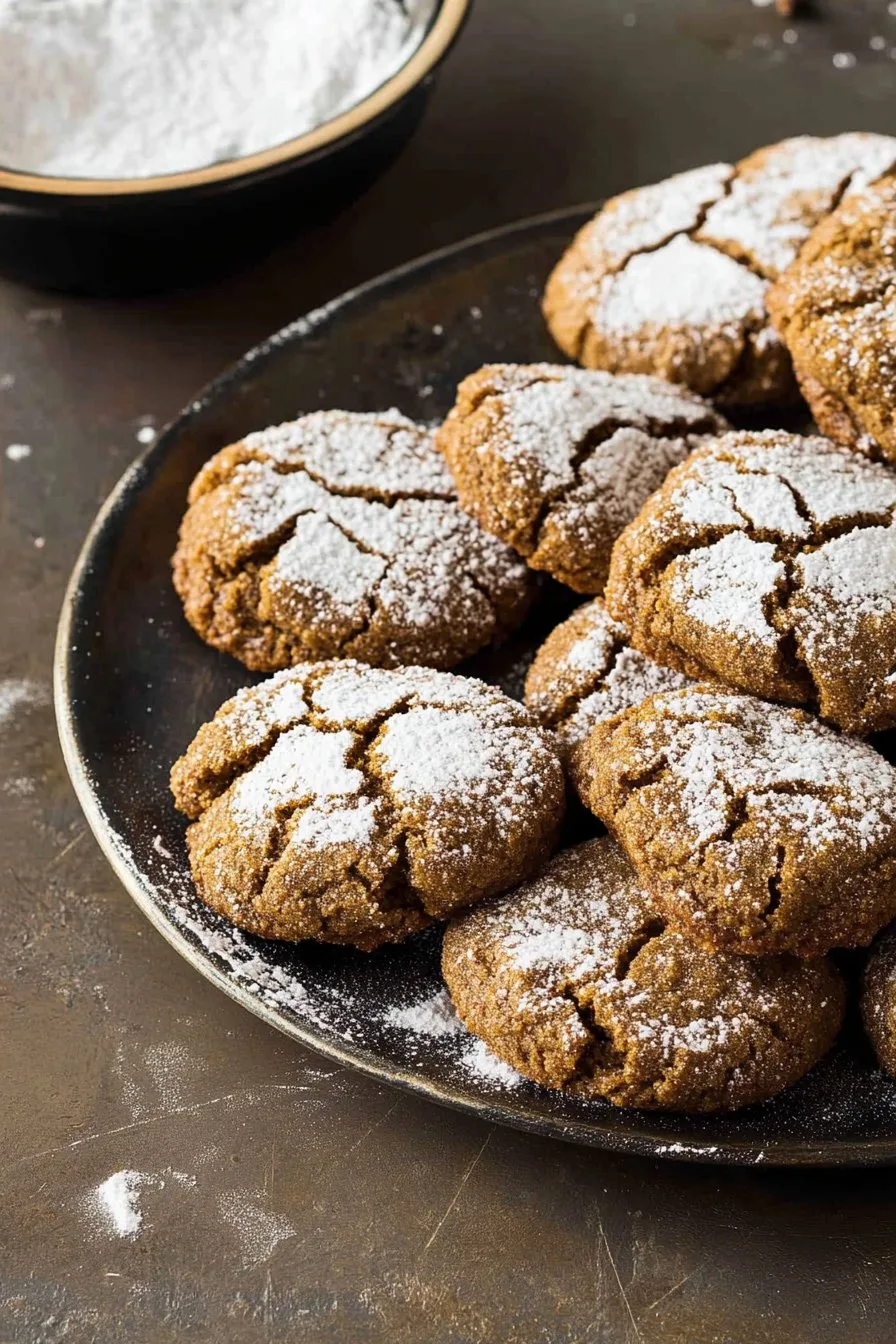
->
[577, 687, 896, 958]
[862, 926, 896, 1077]
[442, 837, 844, 1110]
[435, 363, 726, 593]
[543, 134, 896, 405]
[768, 174, 896, 462]
[170, 661, 565, 951]
[523, 597, 692, 767]
[605, 429, 896, 735]
[173, 409, 533, 672]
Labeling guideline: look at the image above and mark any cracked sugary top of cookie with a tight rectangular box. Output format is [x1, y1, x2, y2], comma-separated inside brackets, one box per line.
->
[435, 363, 726, 594]
[767, 174, 896, 463]
[523, 597, 692, 760]
[605, 428, 896, 734]
[170, 661, 565, 951]
[172, 409, 533, 673]
[442, 837, 844, 1109]
[577, 687, 896, 958]
[543, 133, 896, 405]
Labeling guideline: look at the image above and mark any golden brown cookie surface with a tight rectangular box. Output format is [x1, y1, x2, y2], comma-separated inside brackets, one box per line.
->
[862, 926, 896, 1077]
[171, 661, 565, 951]
[173, 409, 533, 672]
[605, 429, 896, 735]
[577, 687, 896, 958]
[442, 837, 844, 1110]
[435, 363, 726, 593]
[523, 597, 692, 771]
[544, 134, 896, 405]
[768, 175, 896, 462]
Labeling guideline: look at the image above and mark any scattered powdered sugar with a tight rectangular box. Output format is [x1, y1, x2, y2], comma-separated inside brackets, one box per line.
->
[385, 988, 464, 1038]
[85, 1168, 194, 1240]
[0, 0, 438, 179]
[0, 676, 48, 728]
[462, 1039, 524, 1088]
[89, 1170, 145, 1239]
[217, 1190, 297, 1269]
[594, 234, 770, 335]
[5, 442, 31, 461]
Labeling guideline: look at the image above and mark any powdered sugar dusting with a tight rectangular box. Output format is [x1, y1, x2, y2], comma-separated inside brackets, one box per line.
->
[673, 531, 784, 647]
[385, 988, 464, 1038]
[698, 132, 896, 277]
[594, 234, 770, 335]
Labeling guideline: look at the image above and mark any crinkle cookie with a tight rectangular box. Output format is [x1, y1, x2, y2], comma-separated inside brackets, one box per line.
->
[170, 661, 565, 951]
[543, 134, 896, 405]
[173, 409, 533, 673]
[768, 174, 896, 462]
[442, 837, 844, 1110]
[434, 363, 726, 593]
[605, 429, 896, 735]
[862, 926, 896, 1077]
[523, 597, 692, 769]
[577, 687, 896, 958]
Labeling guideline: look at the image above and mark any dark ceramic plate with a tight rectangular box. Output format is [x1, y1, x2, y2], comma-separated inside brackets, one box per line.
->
[55, 207, 896, 1166]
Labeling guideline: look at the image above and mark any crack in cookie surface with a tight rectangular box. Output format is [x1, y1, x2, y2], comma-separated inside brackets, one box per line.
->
[577, 687, 896, 957]
[523, 597, 693, 771]
[171, 661, 565, 950]
[441, 837, 844, 1110]
[544, 134, 896, 405]
[173, 409, 533, 673]
[606, 428, 896, 733]
[436, 363, 727, 594]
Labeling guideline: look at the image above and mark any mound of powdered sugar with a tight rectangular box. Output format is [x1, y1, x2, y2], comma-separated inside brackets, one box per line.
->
[0, 0, 437, 179]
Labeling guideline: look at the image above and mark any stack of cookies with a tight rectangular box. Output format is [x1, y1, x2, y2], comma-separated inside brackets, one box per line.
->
[170, 132, 896, 1114]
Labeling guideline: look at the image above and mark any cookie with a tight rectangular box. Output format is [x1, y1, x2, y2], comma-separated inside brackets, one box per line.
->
[861, 926, 896, 1077]
[523, 597, 692, 768]
[577, 687, 896, 958]
[172, 409, 533, 673]
[767, 174, 896, 462]
[543, 134, 896, 405]
[442, 837, 844, 1110]
[605, 429, 896, 735]
[434, 363, 726, 593]
[170, 661, 565, 951]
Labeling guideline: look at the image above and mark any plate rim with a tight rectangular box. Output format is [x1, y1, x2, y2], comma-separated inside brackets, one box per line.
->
[53, 205, 896, 1168]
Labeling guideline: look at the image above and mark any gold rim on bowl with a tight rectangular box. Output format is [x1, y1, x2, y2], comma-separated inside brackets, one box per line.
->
[0, 0, 470, 199]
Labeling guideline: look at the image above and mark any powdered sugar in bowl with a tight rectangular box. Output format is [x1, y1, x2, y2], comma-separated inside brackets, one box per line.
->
[0, 0, 470, 294]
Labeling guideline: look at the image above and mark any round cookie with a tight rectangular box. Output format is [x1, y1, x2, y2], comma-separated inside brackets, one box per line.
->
[442, 837, 845, 1111]
[434, 363, 727, 594]
[543, 134, 896, 406]
[605, 428, 896, 735]
[173, 408, 533, 673]
[523, 597, 693, 767]
[861, 926, 896, 1077]
[768, 174, 896, 463]
[577, 687, 896, 959]
[170, 661, 565, 952]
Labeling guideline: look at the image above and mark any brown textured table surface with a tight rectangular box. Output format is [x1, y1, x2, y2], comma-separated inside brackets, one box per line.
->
[4, 2, 896, 1340]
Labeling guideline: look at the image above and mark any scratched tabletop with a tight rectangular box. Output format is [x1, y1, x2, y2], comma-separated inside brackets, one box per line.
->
[4, 2, 896, 1340]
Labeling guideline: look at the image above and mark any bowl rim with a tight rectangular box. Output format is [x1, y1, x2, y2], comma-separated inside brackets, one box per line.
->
[0, 0, 470, 199]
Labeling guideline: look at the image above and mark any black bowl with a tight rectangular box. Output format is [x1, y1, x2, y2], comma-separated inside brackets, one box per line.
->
[0, 0, 470, 296]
